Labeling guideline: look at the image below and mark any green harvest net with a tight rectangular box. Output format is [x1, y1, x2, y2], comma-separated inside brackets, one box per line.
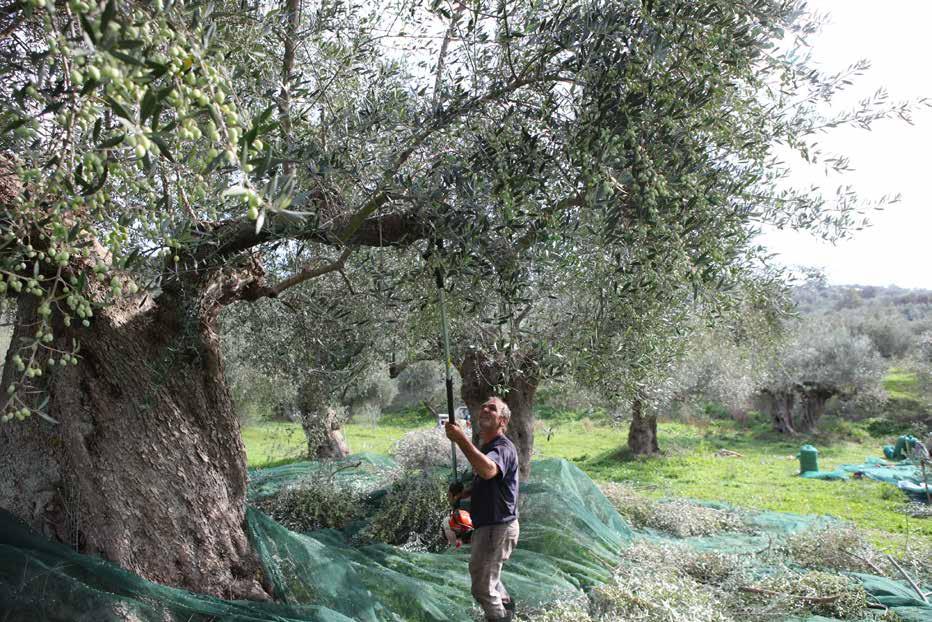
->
[1, 455, 931, 621]
[839, 458, 932, 500]
[798, 448, 931, 501]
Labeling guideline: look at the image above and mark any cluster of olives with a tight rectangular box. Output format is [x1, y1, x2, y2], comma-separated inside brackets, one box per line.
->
[1, 0, 283, 423]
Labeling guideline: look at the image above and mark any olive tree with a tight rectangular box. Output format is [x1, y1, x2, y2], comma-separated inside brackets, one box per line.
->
[0, 0, 916, 595]
[666, 315, 781, 421]
[757, 318, 887, 434]
[388, 0, 915, 459]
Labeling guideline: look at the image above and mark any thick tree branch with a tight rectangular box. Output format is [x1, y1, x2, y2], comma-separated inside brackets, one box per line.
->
[206, 60, 568, 260]
[204, 207, 429, 260]
[298, 67, 569, 244]
[265, 247, 353, 298]
[193, 246, 353, 309]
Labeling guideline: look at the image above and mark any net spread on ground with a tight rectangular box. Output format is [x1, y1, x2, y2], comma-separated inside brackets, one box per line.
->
[1, 455, 930, 621]
[798, 438, 932, 501]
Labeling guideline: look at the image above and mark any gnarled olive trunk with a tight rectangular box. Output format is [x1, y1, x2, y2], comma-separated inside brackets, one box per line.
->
[298, 407, 349, 460]
[0, 277, 267, 599]
[794, 383, 835, 434]
[627, 397, 659, 455]
[459, 351, 537, 480]
[761, 389, 798, 435]
[295, 378, 349, 460]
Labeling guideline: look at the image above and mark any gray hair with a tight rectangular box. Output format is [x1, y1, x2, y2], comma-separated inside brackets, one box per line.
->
[489, 397, 511, 423]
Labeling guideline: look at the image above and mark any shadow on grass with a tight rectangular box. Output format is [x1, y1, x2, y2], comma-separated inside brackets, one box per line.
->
[536, 404, 613, 425]
[250, 455, 306, 470]
[577, 419, 851, 473]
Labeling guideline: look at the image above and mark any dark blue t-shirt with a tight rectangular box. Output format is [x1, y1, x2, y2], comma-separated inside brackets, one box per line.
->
[470, 435, 519, 528]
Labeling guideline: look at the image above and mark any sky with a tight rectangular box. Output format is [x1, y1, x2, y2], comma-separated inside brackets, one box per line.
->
[757, 1, 932, 289]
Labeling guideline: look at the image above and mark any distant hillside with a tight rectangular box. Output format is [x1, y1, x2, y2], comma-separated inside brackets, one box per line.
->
[794, 283, 932, 317]
[791, 284, 932, 360]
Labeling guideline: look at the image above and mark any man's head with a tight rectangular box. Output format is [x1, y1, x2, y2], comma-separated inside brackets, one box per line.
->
[477, 397, 510, 439]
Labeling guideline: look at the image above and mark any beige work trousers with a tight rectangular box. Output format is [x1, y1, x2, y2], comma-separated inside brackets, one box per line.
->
[468, 520, 520, 620]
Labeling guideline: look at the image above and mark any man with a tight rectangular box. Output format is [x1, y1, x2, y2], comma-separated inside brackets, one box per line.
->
[445, 397, 520, 622]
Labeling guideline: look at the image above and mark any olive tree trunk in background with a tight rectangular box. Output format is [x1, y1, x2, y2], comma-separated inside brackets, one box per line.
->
[458, 351, 538, 481]
[760, 389, 798, 435]
[298, 408, 350, 460]
[794, 383, 835, 433]
[0, 273, 268, 600]
[296, 379, 349, 460]
[627, 397, 659, 455]
[758, 385, 836, 435]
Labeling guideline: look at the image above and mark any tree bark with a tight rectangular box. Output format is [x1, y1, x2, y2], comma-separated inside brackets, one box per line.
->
[278, 0, 300, 177]
[458, 351, 537, 481]
[299, 407, 349, 460]
[795, 383, 834, 433]
[295, 377, 349, 460]
[627, 397, 659, 455]
[0, 158, 425, 600]
[0, 271, 268, 599]
[761, 389, 797, 435]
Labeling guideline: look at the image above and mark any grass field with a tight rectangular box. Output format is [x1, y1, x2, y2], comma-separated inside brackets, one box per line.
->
[242, 415, 419, 468]
[243, 367, 932, 550]
[243, 402, 931, 552]
[885, 368, 921, 401]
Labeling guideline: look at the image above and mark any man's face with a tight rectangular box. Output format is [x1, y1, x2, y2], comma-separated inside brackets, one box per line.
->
[478, 399, 505, 432]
